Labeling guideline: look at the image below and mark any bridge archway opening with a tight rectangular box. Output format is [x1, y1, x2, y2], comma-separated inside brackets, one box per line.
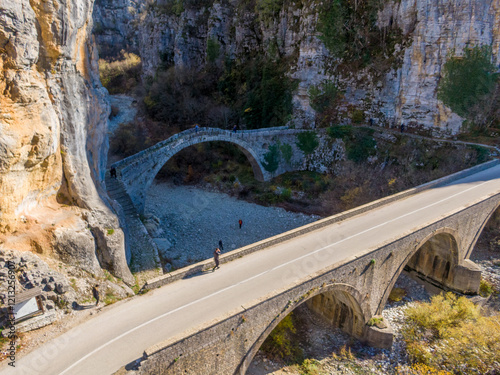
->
[155, 141, 265, 189]
[243, 287, 366, 374]
[404, 232, 459, 290]
[153, 141, 264, 186]
[468, 204, 500, 260]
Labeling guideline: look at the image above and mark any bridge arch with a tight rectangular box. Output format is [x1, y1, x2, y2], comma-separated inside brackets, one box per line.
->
[112, 128, 274, 213]
[239, 283, 369, 374]
[378, 228, 461, 312]
[464, 201, 500, 259]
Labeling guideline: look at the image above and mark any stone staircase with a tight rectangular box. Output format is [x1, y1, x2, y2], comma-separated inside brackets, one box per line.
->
[105, 173, 162, 283]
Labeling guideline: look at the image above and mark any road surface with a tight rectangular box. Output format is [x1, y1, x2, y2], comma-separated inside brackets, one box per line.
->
[3, 163, 500, 375]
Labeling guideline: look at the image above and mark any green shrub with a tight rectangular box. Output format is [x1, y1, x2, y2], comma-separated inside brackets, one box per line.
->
[280, 143, 293, 164]
[346, 128, 376, 162]
[327, 125, 352, 139]
[206, 37, 220, 63]
[389, 287, 407, 302]
[260, 313, 303, 362]
[262, 144, 281, 173]
[219, 55, 297, 129]
[256, 0, 283, 24]
[156, 0, 184, 16]
[317, 0, 346, 57]
[479, 279, 494, 297]
[308, 81, 341, 114]
[299, 358, 322, 375]
[351, 109, 364, 123]
[296, 131, 319, 155]
[438, 45, 499, 129]
[471, 145, 490, 163]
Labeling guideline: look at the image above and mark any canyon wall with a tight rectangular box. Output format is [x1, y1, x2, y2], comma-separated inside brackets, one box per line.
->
[94, 0, 499, 134]
[0, 0, 133, 284]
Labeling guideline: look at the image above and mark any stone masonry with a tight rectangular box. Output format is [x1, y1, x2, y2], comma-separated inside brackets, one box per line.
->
[121, 160, 500, 375]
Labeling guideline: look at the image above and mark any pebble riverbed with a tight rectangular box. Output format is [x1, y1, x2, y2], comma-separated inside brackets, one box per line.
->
[144, 181, 320, 269]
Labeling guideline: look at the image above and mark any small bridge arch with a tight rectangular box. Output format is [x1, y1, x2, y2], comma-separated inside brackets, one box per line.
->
[239, 283, 370, 374]
[111, 127, 285, 213]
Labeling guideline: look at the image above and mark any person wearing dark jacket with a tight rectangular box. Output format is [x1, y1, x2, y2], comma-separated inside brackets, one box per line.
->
[92, 285, 100, 306]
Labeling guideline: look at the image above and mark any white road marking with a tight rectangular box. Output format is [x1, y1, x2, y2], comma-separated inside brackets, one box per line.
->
[59, 179, 494, 375]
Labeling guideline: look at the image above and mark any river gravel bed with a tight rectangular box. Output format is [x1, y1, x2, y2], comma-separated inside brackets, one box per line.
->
[145, 181, 320, 269]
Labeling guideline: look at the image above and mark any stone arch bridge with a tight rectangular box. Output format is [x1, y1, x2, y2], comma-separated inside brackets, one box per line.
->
[110, 126, 304, 214]
[106, 127, 307, 274]
[10, 161, 500, 375]
[125, 161, 500, 375]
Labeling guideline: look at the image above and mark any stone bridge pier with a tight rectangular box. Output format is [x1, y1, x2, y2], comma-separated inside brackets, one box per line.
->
[127, 189, 500, 375]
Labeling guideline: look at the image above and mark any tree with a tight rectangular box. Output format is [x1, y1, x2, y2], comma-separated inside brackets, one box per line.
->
[262, 144, 281, 173]
[296, 131, 319, 155]
[438, 45, 499, 130]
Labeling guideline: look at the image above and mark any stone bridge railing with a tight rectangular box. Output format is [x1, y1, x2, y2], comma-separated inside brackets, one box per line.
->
[111, 126, 289, 171]
[110, 126, 305, 214]
[143, 159, 500, 290]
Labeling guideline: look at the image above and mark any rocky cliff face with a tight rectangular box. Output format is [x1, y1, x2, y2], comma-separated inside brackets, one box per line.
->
[0, 0, 133, 284]
[94, 0, 499, 134]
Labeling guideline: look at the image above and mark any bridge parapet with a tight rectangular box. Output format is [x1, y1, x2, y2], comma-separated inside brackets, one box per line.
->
[144, 159, 500, 290]
[110, 126, 310, 214]
[111, 126, 289, 171]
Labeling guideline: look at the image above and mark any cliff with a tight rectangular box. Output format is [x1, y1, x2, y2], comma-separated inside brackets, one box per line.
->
[0, 0, 133, 284]
[94, 0, 499, 133]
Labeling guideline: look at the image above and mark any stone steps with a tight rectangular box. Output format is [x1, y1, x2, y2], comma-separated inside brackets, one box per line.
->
[105, 172, 162, 280]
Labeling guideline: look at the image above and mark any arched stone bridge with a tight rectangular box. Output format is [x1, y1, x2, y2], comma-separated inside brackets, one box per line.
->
[110, 126, 303, 214]
[128, 161, 500, 375]
[10, 161, 500, 375]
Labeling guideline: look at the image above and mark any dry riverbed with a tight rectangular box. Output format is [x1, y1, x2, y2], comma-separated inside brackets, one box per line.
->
[144, 181, 320, 269]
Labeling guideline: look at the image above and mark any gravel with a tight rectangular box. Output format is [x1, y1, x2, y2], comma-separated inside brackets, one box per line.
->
[144, 181, 320, 269]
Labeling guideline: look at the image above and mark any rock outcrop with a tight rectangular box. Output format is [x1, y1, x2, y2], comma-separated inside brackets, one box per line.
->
[94, 0, 499, 133]
[0, 0, 133, 284]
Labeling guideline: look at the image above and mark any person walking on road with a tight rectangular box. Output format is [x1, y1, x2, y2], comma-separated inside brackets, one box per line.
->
[218, 239, 224, 251]
[92, 284, 100, 306]
[213, 248, 221, 271]
[238, 219, 243, 229]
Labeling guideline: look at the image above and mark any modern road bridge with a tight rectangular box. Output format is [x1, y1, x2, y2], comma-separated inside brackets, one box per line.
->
[4, 160, 500, 375]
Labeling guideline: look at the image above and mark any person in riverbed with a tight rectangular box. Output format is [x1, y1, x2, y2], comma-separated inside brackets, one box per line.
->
[238, 219, 243, 229]
[213, 248, 221, 271]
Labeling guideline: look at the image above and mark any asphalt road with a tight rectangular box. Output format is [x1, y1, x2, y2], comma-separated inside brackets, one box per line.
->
[3, 163, 500, 375]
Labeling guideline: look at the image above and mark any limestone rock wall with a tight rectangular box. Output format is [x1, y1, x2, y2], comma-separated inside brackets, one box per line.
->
[0, 0, 133, 284]
[93, 0, 499, 133]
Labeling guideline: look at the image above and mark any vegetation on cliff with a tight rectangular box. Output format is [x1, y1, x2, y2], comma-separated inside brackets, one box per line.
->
[438, 45, 499, 132]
